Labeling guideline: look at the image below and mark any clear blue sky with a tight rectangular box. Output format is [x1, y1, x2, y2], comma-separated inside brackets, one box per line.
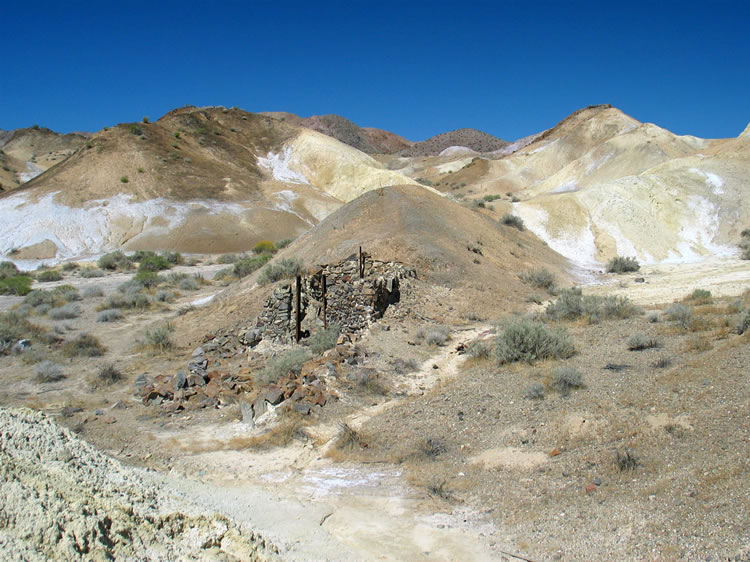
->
[2, 1, 748, 141]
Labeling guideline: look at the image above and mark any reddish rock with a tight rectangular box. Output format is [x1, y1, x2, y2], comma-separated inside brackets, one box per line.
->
[585, 484, 597, 494]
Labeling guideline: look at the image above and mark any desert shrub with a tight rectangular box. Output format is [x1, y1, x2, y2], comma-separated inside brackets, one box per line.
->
[0, 261, 20, 278]
[259, 348, 311, 384]
[62, 333, 105, 357]
[25, 289, 57, 308]
[665, 303, 693, 330]
[48, 303, 81, 320]
[35, 361, 65, 383]
[137, 254, 170, 272]
[234, 254, 272, 278]
[213, 267, 234, 280]
[97, 363, 123, 384]
[735, 310, 750, 335]
[178, 277, 199, 291]
[155, 290, 175, 302]
[606, 256, 640, 274]
[546, 288, 638, 323]
[62, 262, 79, 272]
[134, 271, 164, 288]
[257, 258, 304, 285]
[615, 450, 639, 471]
[0, 275, 33, 296]
[276, 238, 294, 249]
[495, 318, 575, 364]
[471, 199, 486, 209]
[217, 253, 239, 264]
[98, 251, 132, 271]
[165, 271, 188, 283]
[144, 323, 174, 352]
[252, 240, 276, 254]
[524, 383, 545, 400]
[686, 289, 712, 304]
[97, 309, 123, 322]
[36, 269, 62, 282]
[55, 285, 81, 302]
[424, 325, 451, 346]
[80, 268, 105, 278]
[466, 340, 491, 359]
[307, 324, 340, 354]
[161, 251, 183, 265]
[0, 311, 44, 347]
[651, 357, 673, 369]
[647, 311, 660, 323]
[102, 292, 150, 310]
[120, 176, 129, 183]
[684, 336, 712, 352]
[332, 423, 366, 451]
[519, 268, 556, 291]
[627, 333, 660, 351]
[500, 213, 524, 230]
[82, 286, 104, 298]
[551, 367, 585, 395]
[483, 194, 502, 202]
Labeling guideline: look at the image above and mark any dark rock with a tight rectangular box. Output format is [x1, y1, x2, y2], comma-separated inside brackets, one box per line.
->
[175, 370, 187, 390]
[634, 277, 645, 283]
[265, 387, 284, 405]
[61, 406, 83, 417]
[293, 401, 312, 415]
[594, 477, 602, 486]
[253, 395, 268, 418]
[134, 374, 149, 388]
[187, 373, 207, 387]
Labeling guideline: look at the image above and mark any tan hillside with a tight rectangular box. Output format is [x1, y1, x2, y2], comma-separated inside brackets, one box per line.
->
[0, 107, 419, 260]
[0, 126, 87, 192]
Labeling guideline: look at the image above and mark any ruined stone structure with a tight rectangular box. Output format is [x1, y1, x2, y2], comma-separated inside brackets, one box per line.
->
[252, 253, 415, 344]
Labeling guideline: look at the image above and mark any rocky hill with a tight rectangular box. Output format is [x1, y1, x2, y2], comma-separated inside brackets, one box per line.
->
[398, 128, 509, 157]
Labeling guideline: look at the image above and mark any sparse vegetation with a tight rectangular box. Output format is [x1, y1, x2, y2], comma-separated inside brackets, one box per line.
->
[519, 268, 556, 291]
[424, 325, 451, 347]
[217, 253, 239, 264]
[137, 254, 171, 272]
[178, 277, 199, 291]
[686, 289, 712, 304]
[466, 340, 491, 359]
[545, 288, 639, 323]
[257, 258, 304, 285]
[144, 323, 174, 352]
[252, 240, 276, 254]
[627, 333, 660, 351]
[120, 176, 129, 183]
[735, 310, 750, 335]
[332, 422, 366, 451]
[551, 367, 585, 395]
[97, 363, 123, 384]
[651, 357, 673, 369]
[524, 383, 546, 400]
[48, 303, 81, 320]
[616, 449, 639, 471]
[483, 194, 502, 202]
[664, 303, 693, 330]
[97, 309, 123, 322]
[495, 318, 575, 364]
[234, 254, 272, 278]
[97, 251, 132, 271]
[35, 361, 65, 383]
[36, 269, 62, 282]
[500, 213, 524, 230]
[258, 348, 311, 384]
[606, 256, 640, 274]
[1, 311, 45, 349]
[62, 333, 105, 357]
[307, 324, 340, 354]
[80, 267, 105, 278]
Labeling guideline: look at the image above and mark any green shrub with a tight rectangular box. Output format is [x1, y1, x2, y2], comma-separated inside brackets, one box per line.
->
[62, 262, 78, 272]
[606, 256, 640, 273]
[120, 176, 129, 183]
[36, 269, 62, 282]
[233, 254, 272, 278]
[217, 253, 239, 264]
[48, 304, 81, 320]
[155, 290, 175, 302]
[97, 309, 123, 322]
[627, 333, 660, 351]
[80, 268, 105, 278]
[134, 270, 164, 288]
[252, 240, 276, 254]
[545, 288, 639, 323]
[551, 367, 585, 395]
[500, 214, 524, 230]
[178, 277, 199, 291]
[259, 348, 311, 384]
[276, 238, 294, 249]
[495, 319, 575, 364]
[137, 255, 170, 272]
[144, 323, 174, 352]
[424, 326, 451, 346]
[519, 268, 556, 291]
[665, 303, 693, 330]
[483, 194, 502, 202]
[161, 251, 184, 265]
[466, 340, 491, 359]
[686, 289, 712, 304]
[98, 251, 132, 271]
[102, 292, 150, 310]
[307, 324, 340, 354]
[0, 261, 20, 278]
[257, 258, 304, 285]
[0, 311, 44, 346]
[213, 267, 235, 280]
[62, 333, 105, 357]
[0, 275, 33, 295]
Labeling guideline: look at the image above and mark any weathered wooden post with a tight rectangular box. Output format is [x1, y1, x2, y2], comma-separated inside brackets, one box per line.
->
[359, 246, 364, 279]
[295, 275, 302, 343]
[322, 274, 328, 330]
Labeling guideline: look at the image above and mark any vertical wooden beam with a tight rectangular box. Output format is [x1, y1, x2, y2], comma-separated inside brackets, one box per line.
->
[359, 246, 364, 279]
[322, 274, 328, 330]
[295, 275, 302, 343]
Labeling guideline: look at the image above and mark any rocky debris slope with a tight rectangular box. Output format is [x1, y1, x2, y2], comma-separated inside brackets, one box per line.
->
[0, 408, 278, 561]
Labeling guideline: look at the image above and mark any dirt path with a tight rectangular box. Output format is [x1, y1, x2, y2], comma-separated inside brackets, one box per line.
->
[154, 325, 507, 561]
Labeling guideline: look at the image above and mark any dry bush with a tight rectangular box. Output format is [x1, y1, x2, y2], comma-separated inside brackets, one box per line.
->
[615, 449, 639, 471]
[683, 335, 713, 353]
[627, 333, 660, 351]
[495, 318, 575, 364]
[551, 367, 585, 395]
[97, 363, 123, 384]
[62, 333, 105, 357]
[35, 361, 65, 383]
[519, 268, 556, 292]
[606, 256, 640, 273]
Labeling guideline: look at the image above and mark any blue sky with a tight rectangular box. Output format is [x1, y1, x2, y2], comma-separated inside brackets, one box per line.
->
[2, 1, 748, 141]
